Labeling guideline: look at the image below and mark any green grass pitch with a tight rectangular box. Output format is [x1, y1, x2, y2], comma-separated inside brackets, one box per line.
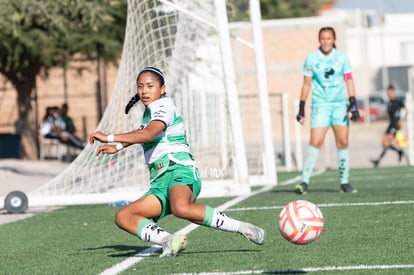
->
[1, 166, 414, 274]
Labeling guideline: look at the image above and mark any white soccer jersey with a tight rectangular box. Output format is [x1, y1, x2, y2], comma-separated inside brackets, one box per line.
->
[140, 97, 190, 165]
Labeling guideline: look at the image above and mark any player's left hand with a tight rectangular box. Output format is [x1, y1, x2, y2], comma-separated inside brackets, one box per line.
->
[347, 96, 360, 122]
[89, 131, 107, 144]
[96, 144, 117, 156]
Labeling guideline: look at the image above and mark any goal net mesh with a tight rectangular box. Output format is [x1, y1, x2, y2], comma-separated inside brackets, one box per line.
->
[31, 0, 240, 203]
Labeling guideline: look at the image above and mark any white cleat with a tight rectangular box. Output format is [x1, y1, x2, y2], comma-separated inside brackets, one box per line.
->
[159, 234, 188, 258]
[238, 222, 266, 245]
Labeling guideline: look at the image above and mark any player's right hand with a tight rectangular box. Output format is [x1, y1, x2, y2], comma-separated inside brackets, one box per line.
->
[96, 144, 118, 156]
[296, 100, 305, 124]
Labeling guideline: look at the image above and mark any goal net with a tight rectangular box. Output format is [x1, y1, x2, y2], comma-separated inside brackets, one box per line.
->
[23, 0, 259, 207]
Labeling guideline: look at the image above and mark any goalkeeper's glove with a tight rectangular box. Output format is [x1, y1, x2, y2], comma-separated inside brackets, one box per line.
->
[296, 100, 305, 124]
[347, 96, 360, 122]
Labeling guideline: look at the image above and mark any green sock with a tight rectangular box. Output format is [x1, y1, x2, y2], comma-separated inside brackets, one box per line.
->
[338, 148, 349, 184]
[302, 145, 320, 184]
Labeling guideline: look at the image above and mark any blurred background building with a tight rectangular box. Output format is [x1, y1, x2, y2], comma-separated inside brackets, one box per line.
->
[1, 0, 414, 161]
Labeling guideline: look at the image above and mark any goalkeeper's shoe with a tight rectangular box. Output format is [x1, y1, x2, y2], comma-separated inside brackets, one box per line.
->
[238, 222, 266, 245]
[295, 182, 308, 195]
[340, 183, 357, 193]
[159, 234, 187, 258]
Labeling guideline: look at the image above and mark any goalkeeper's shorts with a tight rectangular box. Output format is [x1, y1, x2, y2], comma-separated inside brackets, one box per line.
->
[310, 101, 348, 128]
[143, 163, 202, 221]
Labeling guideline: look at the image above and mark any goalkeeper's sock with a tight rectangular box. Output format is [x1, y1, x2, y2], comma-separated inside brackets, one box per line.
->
[202, 205, 240, 232]
[338, 148, 350, 184]
[137, 219, 170, 245]
[301, 145, 320, 184]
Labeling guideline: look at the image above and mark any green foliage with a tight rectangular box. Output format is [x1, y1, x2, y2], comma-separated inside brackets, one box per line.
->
[0, 0, 127, 159]
[227, 0, 325, 22]
[0, 0, 126, 78]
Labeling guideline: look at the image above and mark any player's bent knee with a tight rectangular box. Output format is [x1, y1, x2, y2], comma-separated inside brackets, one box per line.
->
[114, 208, 128, 228]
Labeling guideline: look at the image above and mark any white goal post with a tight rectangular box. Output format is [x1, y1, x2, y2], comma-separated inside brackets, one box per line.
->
[0, 0, 279, 209]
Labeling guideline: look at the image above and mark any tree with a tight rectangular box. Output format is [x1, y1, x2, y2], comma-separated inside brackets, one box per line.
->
[227, 0, 324, 21]
[0, 0, 126, 159]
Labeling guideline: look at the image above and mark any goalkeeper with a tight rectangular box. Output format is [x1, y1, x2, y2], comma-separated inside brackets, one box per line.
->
[89, 67, 265, 258]
[295, 27, 359, 195]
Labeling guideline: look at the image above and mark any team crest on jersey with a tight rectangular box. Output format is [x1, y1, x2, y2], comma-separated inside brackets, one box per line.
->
[154, 163, 164, 170]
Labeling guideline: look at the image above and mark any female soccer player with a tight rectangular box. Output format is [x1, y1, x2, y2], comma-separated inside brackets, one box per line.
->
[89, 67, 265, 258]
[295, 27, 359, 194]
[371, 84, 407, 167]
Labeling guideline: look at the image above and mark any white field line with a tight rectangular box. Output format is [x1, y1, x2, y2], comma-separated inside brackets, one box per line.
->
[171, 264, 414, 275]
[227, 200, 414, 212]
[99, 168, 414, 274]
[99, 170, 327, 275]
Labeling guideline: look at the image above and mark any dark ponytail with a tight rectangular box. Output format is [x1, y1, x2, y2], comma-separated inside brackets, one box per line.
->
[125, 94, 140, 114]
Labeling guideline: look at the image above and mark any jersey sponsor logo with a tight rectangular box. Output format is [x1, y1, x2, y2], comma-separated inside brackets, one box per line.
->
[153, 110, 166, 119]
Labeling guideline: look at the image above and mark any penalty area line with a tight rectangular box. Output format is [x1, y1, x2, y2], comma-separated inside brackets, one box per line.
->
[227, 200, 414, 212]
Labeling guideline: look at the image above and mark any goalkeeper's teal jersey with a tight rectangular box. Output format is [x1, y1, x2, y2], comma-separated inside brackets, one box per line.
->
[303, 48, 351, 104]
[140, 97, 190, 165]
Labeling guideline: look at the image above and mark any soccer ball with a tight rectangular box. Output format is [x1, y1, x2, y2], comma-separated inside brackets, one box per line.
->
[278, 200, 324, 245]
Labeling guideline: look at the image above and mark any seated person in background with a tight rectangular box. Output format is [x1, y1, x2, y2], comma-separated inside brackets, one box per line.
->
[60, 103, 76, 134]
[39, 106, 85, 149]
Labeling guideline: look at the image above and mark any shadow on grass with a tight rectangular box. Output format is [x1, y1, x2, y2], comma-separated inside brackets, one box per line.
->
[85, 244, 155, 258]
[86, 245, 263, 258]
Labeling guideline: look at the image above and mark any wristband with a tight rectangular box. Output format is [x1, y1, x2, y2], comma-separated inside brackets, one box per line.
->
[107, 134, 114, 142]
[115, 143, 123, 151]
[299, 100, 305, 110]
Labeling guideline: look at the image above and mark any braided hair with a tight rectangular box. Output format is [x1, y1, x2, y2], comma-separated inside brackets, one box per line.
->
[124, 67, 165, 114]
[125, 94, 140, 114]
